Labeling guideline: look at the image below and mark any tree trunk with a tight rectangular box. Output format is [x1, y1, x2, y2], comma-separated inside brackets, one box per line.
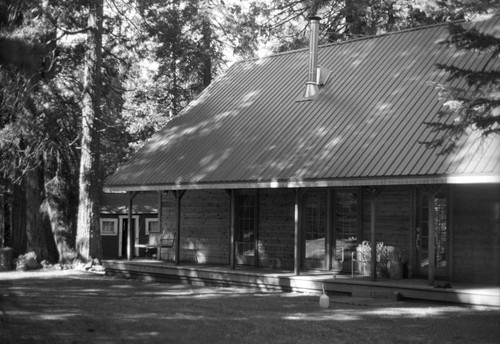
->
[11, 183, 27, 257]
[25, 166, 51, 261]
[44, 178, 78, 264]
[201, 18, 212, 88]
[76, 0, 103, 262]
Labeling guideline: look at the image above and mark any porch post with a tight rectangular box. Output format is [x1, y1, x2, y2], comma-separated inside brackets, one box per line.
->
[294, 188, 301, 276]
[326, 188, 333, 271]
[174, 190, 185, 265]
[369, 188, 377, 281]
[448, 186, 454, 282]
[409, 186, 416, 279]
[127, 191, 138, 260]
[230, 189, 236, 270]
[428, 191, 436, 285]
[156, 191, 163, 260]
[0, 192, 4, 246]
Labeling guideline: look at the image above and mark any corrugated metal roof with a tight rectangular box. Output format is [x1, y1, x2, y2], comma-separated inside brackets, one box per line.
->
[106, 16, 500, 191]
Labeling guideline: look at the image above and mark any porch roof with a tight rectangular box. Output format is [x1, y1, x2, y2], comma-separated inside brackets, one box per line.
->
[105, 16, 500, 192]
[100, 192, 158, 214]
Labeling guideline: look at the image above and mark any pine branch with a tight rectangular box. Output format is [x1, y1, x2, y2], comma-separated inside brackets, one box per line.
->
[436, 63, 500, 87]
[445, 23, 500, 53]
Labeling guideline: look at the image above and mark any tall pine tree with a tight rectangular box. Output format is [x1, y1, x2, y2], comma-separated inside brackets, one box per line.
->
[424, 12, 500, 152]
[76, 0, 103, 262]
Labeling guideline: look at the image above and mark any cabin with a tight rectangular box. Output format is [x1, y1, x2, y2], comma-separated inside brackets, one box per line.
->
[100, 192, 159, 259]
[104, 15, 500, 287]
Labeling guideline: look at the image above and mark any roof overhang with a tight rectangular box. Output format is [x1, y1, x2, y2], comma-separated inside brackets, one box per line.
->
[104, 173, 500, 192]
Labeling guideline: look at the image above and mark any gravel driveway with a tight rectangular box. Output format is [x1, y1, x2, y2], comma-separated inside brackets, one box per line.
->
[1, 270, 499, 343]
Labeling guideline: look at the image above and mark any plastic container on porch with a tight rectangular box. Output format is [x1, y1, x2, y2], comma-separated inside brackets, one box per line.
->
[385, 245, 403, 280]
[356, 241, 372, 276]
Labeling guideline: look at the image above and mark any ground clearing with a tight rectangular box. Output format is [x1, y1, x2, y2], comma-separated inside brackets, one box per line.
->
[1, 270, 499, 343]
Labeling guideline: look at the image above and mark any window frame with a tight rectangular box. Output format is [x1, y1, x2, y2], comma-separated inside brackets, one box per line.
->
[334, 188, 363, 243]
[100, 218, 118, 236]
[235, 190, 259, 265]
[145, 218, 159, 235]
[302, 190, 328, 264]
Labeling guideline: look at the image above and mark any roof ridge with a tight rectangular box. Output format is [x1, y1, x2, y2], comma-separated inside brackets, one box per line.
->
[234, 19, 466, 64]
[320, 20, 463, 47]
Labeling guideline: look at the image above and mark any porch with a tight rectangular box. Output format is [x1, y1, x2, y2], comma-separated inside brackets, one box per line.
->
[102, 259, 500, 307]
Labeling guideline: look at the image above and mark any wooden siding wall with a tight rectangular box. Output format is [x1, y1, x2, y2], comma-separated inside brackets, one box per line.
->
[101, 215, 119, 259]
[361, 187, 412, 264]
[161, 190, 230, 264]
[155, 184, 500, 285]
[159, 188, 297, 269]
[258, 189, 296, 270]
[452, 184, 500, 285]
[100, 213, 157, 259]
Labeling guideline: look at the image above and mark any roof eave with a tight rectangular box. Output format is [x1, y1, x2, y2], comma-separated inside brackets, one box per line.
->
[103, 174, 500, 192]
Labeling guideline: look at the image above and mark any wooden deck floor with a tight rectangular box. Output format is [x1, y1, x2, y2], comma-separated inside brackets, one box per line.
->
[102, 259, 500, 307]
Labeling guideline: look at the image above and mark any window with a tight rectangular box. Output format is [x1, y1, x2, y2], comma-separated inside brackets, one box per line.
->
[236, 192, 257, 264]
[335, 190, 360, 242]
[304, 191, 327, 260]
[145, 218, 159, 235]
[416, 189, 448, 276]
[100, 218, 118, 236]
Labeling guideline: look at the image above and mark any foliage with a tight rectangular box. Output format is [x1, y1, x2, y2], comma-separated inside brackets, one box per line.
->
[258, 0, 497, 53]
[1, 0, 497, 260]
[0, 0, 268, 259]
[424, 14, 500, 152]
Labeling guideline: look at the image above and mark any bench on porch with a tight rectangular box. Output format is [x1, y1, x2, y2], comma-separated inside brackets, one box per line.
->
[135, 231, 176, 259]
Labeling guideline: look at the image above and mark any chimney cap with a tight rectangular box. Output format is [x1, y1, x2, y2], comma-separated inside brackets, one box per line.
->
[308, 15, 322, 21]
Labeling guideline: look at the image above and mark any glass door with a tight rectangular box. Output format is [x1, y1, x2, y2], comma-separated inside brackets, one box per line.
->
[303, 191, 327, 269]
[119, 216, 138, 258]
[334, 190, 361, 273]
[416, 189, 448, 279]
[236, 192, 258, 265]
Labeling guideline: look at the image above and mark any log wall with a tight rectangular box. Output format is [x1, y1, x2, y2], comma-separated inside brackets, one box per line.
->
[452, 184, 500, 284]
[160, 190, 230, 264]
[257, 189, 295, 270]
[155, 184, 500, 285]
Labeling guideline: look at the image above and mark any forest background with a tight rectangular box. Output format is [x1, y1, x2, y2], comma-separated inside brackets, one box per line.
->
[0, 0, 498, 264]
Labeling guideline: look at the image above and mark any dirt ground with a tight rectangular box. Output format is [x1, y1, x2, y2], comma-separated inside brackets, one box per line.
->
[0, 270, 499, 344]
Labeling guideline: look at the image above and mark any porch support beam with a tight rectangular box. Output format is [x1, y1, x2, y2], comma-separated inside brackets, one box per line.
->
[448, 186, 454, 282]
[156, 191, 167, 260]
[0, 192, 4, 247]
[369, 188, 378, 281]
[326, 188, 333, 271]
[409, 186, 416, 279]
[294, 188, 301, 276]
[428, 190, 436, 286]
[230, 189, 236, 270]
[174, 190, 185, 265]
[127, 191, 138, 261]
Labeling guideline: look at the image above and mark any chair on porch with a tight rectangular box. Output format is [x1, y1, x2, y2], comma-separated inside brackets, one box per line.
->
[135, 229, 175, 259]
[149, 229, 176, 260]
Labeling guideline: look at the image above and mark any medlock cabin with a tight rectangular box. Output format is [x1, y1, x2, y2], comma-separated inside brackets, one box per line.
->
[104, 15, 500, 287]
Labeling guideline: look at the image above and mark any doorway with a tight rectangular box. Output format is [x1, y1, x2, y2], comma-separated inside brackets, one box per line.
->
[118, 215, 139, 258]
[235, 192, 258, 265]
[415, 189, 449, 279]
[302, 191, 327, 269]
[301, 189, 362, 271]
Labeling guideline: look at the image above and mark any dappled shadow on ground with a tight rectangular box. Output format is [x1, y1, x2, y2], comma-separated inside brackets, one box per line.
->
[1, 270, 499, 344]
